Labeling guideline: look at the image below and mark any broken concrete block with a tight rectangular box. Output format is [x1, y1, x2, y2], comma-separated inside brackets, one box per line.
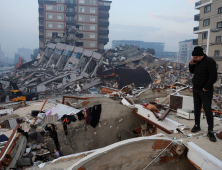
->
[17, 158, 32, 166]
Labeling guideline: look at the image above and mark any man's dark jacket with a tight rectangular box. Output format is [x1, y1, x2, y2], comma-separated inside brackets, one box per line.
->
[189, 54, 217, 90]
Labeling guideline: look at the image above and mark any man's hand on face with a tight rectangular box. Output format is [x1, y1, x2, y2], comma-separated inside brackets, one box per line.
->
[202, 88, 208, 91]
[190, 59, 195, 65]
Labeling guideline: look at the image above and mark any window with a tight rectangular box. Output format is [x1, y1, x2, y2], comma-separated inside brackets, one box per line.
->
[79, 15, 84, 21]
[215, 50, 220, 56]
[90, 25, 95, 30]
[90, 42, 95, 47]
[57, 15, 63, 20]
[47, 14, 53, 19]
[202, 32, 208, 39]
[217, 21, 222, 28]
[204, 5, 211, 13]
[202, 46, 206, 52]
[57, 6, 63, 11]
[203, 19, 210, 26]
[46, 5, 53, 10]
[79, 25, 84, 30]
[79, 7, 85, 13]
[47, 23, 53, 28]
[216, 36, 221, 43]
[218, 7, 222, 14]
[90, 33, 95, 38]
[58, 0, 63, 2]
[90, 0, 96, 5]
[46, 32, 52, 37]
[90, 8, 96, 13]
[90, 16, 96, 22]
[57, 24, 63, 28]
[79, 0, 84, 4]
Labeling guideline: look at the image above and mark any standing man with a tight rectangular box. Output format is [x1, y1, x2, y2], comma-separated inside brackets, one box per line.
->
[189, 46, 217, 142]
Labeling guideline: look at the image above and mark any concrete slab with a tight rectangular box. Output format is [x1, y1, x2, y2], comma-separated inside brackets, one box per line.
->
[52, 104, 81, 117]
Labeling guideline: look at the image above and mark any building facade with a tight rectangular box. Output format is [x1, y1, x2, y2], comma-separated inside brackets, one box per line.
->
[193, 0, 222, 92]
[112, 40, 165, 53]
[17, 48, 32, 62]
[156, 51, 178, 59]
[178, 39, 196, 64]
[193, 0, 222, 57]
[38, 0, 111, 55]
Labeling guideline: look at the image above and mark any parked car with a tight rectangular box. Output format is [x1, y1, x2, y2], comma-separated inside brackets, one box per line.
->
[88, 88, 98, 94]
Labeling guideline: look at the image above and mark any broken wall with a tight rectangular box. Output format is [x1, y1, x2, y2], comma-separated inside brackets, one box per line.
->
[48, 103, 144, 155]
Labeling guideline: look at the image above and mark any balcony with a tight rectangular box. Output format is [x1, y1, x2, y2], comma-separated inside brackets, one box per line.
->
[98, 29, 109, 34]
[44, 0, 56, 4]
[98, 38, 109, 43]
[99, 5, 110, 10]
[194, 14, 200, 21]
[39, 17, 44, 22]
[38, 0, 44, 4]
[193, 26, 199, 31]
[65, 9, 76, 16]
[39, 35, 45, 39]
[195, 1, 201, 7]
[65, 0, 77, 6]
[38, 7, 44, 13]
[39, 26, 44, 30]
[66, 18, 76, 25]
[195, 0, 212, 10]
[99, 21, 109, 26]
[193, 39, 198, 45]
[99, 13, 109, 18]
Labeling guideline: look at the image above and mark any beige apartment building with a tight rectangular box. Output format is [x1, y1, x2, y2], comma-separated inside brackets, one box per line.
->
[38, 0, 111, 55]
[193, 0, 222, 93]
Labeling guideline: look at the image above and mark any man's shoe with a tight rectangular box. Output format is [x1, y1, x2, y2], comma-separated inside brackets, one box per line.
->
[191, 125, 201, 133]
[207, 131, 216, 142]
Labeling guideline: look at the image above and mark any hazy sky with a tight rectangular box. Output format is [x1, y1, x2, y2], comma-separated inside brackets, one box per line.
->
[0, 0, 199, 58]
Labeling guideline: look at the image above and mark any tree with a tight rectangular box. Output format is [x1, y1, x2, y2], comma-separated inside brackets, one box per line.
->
[30, 48, 39, 60]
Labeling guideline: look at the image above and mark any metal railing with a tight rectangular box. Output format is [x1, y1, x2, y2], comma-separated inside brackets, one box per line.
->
[65, 0, 77, 5]
[39, 26, 44, 30]
[98, 38, 109, 42]
[195, 1, 201, 7]
[193, 39, 198, 45]
[39, 35, 45, 39]
[193, 26, 199, 31]
[194, 14, 200, 21]
[99, 21, 109, 26]
[99, 13, 109, 18]
[98, 30, 109, 34]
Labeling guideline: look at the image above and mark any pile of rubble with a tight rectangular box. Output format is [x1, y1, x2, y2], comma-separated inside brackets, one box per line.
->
[8, 44, 192, 96]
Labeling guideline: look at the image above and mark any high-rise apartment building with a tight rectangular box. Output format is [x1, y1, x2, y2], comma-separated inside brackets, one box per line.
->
[178, 39, 196, 64]
[18, 48, 32, 62]
[112, 40, 165, 53]
[38, 0, 111, 55]
[193, 0, 222, 57]
[193, 0, 222, 92]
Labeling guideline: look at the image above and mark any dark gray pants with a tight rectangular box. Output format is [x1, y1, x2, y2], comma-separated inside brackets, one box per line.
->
[193, 87, 214, 131]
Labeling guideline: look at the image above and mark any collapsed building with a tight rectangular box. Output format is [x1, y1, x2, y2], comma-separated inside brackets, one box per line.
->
[8, 44, 192, 98]
[11, 43, 103, 95]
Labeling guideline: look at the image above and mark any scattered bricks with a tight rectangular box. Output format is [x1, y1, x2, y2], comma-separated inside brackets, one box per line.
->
[153, 140, 163, 151]
[163, 140, 172, 150]
[82, 101, 89, 106]
[78, 166, 86, 170]
[217, 131, 222, 139]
